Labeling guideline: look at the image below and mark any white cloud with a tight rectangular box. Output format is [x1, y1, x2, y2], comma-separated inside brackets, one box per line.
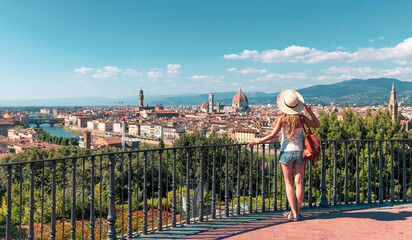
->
[147, 71, 164, 79]
[336, 46, 345, 50]
[166, 64, 181, 75]
[123, 69, 141, 76]
[224, 37, 412, 64]
[93, 66, 121, 79]
[227, 67, 268, 74]
[224, 50, 259, 60]
[167, 64, 181, 70]
[74, 67, 94, 75]
[378, 36, 385, 40]
[369, 39, 375, 43]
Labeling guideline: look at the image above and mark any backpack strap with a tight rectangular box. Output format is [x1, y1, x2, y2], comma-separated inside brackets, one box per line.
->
[299, 115, 312, 135]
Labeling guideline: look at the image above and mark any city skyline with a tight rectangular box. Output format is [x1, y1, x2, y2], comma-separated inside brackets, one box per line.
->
[1, 0, 412, 100]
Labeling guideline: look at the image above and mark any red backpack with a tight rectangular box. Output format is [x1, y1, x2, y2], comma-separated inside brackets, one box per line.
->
[300, 115, 321, 165]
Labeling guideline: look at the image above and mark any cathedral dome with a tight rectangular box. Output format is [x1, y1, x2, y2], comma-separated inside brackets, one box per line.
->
[201, 102, 208, 109]
[232, 88, 248, 105]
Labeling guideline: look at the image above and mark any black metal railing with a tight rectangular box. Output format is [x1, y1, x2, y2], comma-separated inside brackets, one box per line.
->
[0, 139, 411, 239]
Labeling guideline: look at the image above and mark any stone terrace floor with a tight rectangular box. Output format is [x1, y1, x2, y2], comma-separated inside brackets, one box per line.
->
[134, 202, 412, 240]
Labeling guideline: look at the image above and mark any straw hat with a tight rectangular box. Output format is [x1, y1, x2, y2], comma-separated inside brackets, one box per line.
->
[277, 89, 305, 114]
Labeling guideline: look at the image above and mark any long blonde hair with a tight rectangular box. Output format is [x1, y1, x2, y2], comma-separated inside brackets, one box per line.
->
[280, 113, 300, 139]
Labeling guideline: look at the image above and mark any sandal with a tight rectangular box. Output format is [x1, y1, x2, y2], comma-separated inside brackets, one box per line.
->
[291, 217, 299, 222]
[283, 211, 292, 219]
[283, 211, 300, 221]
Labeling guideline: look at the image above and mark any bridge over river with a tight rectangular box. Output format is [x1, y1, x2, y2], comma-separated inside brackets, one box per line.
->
[27, 117, 64, 127]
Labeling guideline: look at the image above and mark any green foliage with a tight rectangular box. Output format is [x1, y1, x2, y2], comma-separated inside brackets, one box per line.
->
[314, 107, 407, 140]
[407, 130, 412, 139]
[38, 132, 78, 146]
[158, 138, 165, 149]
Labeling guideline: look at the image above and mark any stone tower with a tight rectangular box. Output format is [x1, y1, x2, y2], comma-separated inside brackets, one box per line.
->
[139, 89, 144, 107]
[208, 93, 214, 113]
[388, 82, 398, 122]
[83, 130, 91, 149]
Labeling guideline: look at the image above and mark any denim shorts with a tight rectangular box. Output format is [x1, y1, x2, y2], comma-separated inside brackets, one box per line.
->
[278, 151, 304, 165]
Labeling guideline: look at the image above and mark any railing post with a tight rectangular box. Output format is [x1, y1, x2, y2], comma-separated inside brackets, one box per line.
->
[158, 151, 163, 231]
[143, 152, 148, 234]
[225, 146, 229, 217]
[391, 141, 395, 202]
[236, 145, 241, 215]
[70, 159, 77, 240]
[273, 144, 278, 210]
[6, 166, 12, 240]
[333, 142, 337, 206]
[249, 147, 253, 213]
[319, 142, 328, 207]
[28, 163, 36, 240]
[107, 154, 117, 240]
[90, 157, 96, 240]
[172, 149, 177, 227]
[402, 140, 407, 202]
[199, 148, 204, 221]
[212, 147, 217, 219]
[186, 149, 191, 224]
[356, 141, 360, 204]
[344, 142, 348, 204]
[261, 144, 265, 212]
[127, 153, 133, 239]
[368, 141, 372, 204]
[308, 159, 313, 207]
[379, 141, 384, 203]
[50, 161, 57, 240]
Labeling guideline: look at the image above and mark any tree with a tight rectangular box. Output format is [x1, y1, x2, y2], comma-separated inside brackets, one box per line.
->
[157, 138, 165, 149]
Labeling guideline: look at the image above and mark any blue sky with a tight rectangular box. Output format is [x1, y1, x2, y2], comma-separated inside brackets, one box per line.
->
[1, 0, 412, 100]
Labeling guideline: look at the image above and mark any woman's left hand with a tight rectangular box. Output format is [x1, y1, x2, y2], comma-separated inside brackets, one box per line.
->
[246, 141, 257, 148]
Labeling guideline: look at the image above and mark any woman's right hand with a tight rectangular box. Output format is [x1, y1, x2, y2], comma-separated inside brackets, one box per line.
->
[304, 103, 312, 113]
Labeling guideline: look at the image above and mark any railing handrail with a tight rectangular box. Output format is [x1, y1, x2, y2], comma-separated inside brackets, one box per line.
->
[1, 138, 411, 167]
[320, 138, 412, 143]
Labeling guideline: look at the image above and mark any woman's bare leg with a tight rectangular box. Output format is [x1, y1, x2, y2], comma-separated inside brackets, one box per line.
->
[281, 163, 298, 219]
[294, 163, 305, 217]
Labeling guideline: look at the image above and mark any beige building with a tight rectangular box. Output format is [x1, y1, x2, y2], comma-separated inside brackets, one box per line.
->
[234, 128, 258, 143]
[8, 128, 40, 140]
[128, 123, 140, 137]
[78, 116, 93, 128]
[97, 121, 113, 132]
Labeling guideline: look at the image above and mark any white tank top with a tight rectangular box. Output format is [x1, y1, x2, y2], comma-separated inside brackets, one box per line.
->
[280, 126, 304, 152]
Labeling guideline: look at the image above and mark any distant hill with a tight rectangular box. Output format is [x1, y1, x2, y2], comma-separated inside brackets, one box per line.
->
[0, 78, 410, 107]
[151, 78, 412, 106]
[298, 78, 412, 105]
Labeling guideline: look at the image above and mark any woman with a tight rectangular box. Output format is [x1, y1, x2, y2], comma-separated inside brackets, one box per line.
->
[247, 89, 321, 221]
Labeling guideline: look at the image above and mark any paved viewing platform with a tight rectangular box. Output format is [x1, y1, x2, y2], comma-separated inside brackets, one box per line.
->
[135, 202, 412, 240]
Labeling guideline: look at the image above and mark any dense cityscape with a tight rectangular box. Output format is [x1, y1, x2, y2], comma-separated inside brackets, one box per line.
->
[0, 83, 411, 161]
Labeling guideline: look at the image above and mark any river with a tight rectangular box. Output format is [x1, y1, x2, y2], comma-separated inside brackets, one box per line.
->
[28, 114, 81, 138]
[28, 124, 82, 138]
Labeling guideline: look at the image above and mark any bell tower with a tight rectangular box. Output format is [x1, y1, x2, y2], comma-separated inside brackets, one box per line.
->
[208, 93, 214, 113]
[139, 89, 144, 107]
[388, 82, 398, 122]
